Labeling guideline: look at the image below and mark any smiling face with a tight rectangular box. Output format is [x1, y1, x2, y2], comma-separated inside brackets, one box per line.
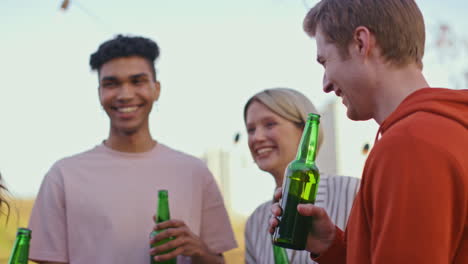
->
[98, 56, 160, 136]
[316, 27, 376, 121]
[245, 100, 303, 179]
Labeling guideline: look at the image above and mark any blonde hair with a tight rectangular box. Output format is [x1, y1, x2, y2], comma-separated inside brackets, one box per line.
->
[243, 88, 324, 151]
[0, 174, 10, 221]
[303, 0, 425, 69]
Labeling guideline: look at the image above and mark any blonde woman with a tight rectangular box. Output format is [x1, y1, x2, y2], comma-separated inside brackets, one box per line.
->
[243, 88, 360, 263]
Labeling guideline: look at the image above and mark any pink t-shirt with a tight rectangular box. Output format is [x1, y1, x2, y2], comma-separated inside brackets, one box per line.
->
[28, 143, 237, 263]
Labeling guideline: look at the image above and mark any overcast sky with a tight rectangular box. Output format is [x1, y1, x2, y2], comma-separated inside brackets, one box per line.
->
[1, 0, 466, 205]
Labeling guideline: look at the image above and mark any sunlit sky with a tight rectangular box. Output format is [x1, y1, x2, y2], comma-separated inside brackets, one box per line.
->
[1, 0, 467, 214]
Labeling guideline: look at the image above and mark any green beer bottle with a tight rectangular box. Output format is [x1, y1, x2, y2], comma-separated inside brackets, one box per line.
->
[272, 244, 290, 264]
[273, 113, 321, 250]
[150, 190, 176, 264]
[8, 227, 31, 264]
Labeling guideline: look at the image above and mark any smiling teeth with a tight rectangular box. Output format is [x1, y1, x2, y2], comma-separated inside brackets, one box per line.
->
[118, 106, 138, 113]
[257, 148, 273, 154]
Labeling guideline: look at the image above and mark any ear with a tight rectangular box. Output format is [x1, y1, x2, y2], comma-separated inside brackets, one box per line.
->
[97, 85, 103, 103]
[153, 81, 161, 102]
[97, 74, 104, 104]
[351, 26, 375, 59]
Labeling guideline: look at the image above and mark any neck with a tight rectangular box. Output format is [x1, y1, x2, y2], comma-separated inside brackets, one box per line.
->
[105, 128, 156, 153]
[272, 166, 286, 188]
[372, 63, 429, 124]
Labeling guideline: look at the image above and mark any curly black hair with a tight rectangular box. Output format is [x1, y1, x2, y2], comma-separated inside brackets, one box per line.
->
[89, 34, 160, 80]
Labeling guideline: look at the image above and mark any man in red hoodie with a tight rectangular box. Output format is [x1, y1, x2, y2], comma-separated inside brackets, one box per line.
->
[269, 0, 468, 263]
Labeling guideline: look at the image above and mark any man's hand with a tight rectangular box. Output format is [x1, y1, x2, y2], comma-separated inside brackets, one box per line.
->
[149, 217, 224, 264]
[269, 187, 337, 255]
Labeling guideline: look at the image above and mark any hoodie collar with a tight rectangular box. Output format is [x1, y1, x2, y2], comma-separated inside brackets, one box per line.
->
[374, 87, 468, 144]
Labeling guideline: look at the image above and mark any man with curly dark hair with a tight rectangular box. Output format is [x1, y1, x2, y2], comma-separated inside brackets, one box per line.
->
[28, 35, 237, 264]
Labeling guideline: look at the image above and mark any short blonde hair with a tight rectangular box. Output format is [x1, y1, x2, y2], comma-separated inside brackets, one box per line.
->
[243, 88, 324, 152]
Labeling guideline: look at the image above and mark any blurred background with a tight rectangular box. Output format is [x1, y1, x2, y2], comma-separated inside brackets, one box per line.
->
[1, 0, 467, 262]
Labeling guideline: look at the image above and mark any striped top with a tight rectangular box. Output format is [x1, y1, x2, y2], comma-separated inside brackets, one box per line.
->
[244, 174, 361, 264]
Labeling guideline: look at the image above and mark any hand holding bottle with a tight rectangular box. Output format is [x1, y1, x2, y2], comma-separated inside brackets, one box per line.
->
[149, 217, 221, 263]
[271, 113, 322, 250]
[269, 187, 337, 256]
[149, 190, 177, 264]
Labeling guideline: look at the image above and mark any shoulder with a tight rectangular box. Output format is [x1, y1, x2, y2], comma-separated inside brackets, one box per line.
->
[35, 148, 100, 194]
[245, 200, 272, 242]
[377, 111, 465, 155]
[373, 113, 465, 166]
[46, 146, 101, 177]
[157, 144, 216, 186]
[319, 173, 361, 190]
[365, 123, 467, 191]
[246, 200, 272, 227]
[158, 144, 208, 170]
[319, 173, 361, 203]
[249, 200, 272, 217]
[54, 145, 103, 165]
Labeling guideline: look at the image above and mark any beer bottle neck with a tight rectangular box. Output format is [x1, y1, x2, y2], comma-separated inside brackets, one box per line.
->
[8, 228, 31, 263]
[16, 228, 32, 243]
[295, 116, 319, 165]
[156, 190, 171, 223]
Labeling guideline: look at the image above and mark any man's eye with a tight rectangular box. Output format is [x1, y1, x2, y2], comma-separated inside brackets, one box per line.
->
[102, 82, 117, 88]
[132, 79, 147, 85]
[266, 122, 276, 128]
[247, 127, 255, 134]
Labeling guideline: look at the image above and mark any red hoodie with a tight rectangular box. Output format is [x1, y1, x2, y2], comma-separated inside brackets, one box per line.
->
[315, 88, 468, 263]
